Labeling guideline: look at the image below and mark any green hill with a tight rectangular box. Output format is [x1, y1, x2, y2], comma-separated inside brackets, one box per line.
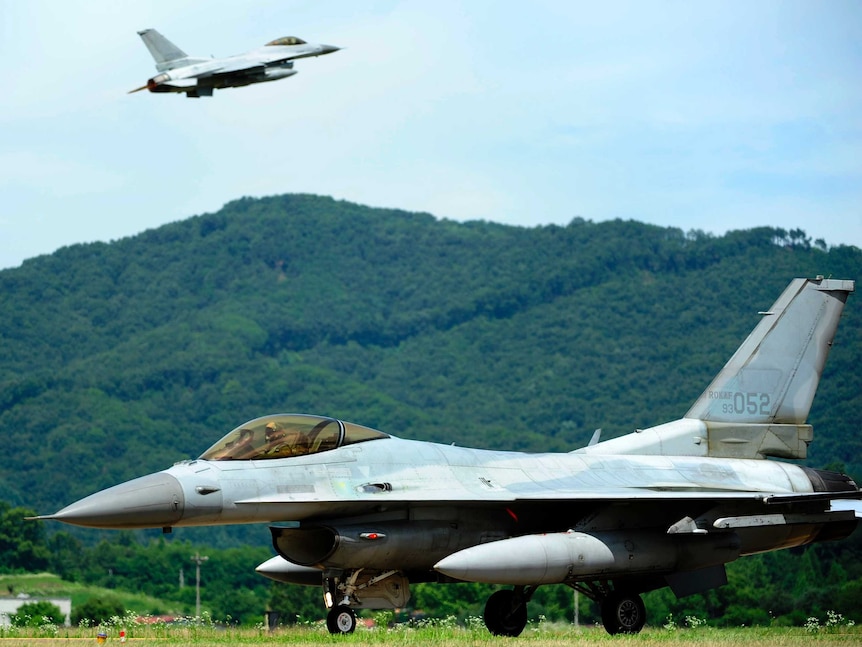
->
[1, 194, 860, 534]
[0, 572, 176, 617]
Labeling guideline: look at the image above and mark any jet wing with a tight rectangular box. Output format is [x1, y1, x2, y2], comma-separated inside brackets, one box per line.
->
[194, 62, 265, 79]
[189, 51, 308, 80]
[234, 486, 862, 506]
[830, 499, 862, 518]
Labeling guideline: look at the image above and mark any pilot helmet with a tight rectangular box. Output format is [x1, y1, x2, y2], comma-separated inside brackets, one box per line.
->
[265, 421, 281, 437]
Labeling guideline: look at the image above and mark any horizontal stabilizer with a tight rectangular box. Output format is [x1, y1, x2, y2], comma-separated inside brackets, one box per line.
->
[764, 489, 862, 506]
[830, 499, 862, 519]
[713, 510, 857, 529]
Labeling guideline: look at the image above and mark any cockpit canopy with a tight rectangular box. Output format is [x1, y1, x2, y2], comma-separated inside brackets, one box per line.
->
[199, 414, 389, 461]
[265, 36, 307, 47]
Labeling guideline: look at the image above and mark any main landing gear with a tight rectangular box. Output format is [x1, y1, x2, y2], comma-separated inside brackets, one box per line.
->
[483, 588, 530, 637]
[599, 590, 646, 635]
[481, 584, 646, 636]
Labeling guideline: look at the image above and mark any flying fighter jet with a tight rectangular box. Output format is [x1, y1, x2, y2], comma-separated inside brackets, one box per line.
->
[129, 29, 339, 98]
[35, 277, 861, 635]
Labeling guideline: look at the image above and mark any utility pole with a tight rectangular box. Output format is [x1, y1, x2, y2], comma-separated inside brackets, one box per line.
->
[191, 552, 209, 619]
[573, 588, 579, 628]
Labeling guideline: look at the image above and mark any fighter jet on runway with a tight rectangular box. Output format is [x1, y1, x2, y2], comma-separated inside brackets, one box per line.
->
[35, 278, 862, 635]
[129, 29, 339, 98]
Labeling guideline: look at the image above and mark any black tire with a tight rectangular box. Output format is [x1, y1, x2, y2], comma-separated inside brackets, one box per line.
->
[326, 605, 357, 634]
[600, 591, 646, 635]
[483, 589, 528, 637]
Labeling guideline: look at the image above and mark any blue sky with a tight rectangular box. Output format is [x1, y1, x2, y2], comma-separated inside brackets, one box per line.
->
[1, 0, 860, 269]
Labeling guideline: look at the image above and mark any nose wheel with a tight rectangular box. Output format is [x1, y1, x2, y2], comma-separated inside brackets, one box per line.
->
[326, 605, 357, 634]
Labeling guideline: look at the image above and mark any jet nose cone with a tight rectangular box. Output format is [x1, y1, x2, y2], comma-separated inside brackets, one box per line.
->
[319, 44, 340, 55]
[43, 472, 184, 529]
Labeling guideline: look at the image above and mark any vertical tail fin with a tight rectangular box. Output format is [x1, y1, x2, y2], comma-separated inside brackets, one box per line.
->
[686, 277, 853, 425]
[580, 277, 854, 459]
[138, 29, 196, 71]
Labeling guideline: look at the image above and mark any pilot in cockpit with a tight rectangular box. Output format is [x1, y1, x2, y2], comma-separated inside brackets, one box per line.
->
[264, 421, 298, 456]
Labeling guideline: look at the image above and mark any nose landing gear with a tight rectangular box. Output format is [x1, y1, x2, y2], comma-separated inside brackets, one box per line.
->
[326, 605, 357, 634]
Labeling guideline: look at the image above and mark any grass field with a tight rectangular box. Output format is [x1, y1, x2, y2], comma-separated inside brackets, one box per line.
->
[2, 621, 861, 647]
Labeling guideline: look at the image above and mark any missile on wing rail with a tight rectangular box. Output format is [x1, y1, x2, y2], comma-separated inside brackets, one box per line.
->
[433, 530, 741, 585]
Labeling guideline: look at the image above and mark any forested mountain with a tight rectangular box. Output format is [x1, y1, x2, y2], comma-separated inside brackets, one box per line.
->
[1, 194, 860, 539]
